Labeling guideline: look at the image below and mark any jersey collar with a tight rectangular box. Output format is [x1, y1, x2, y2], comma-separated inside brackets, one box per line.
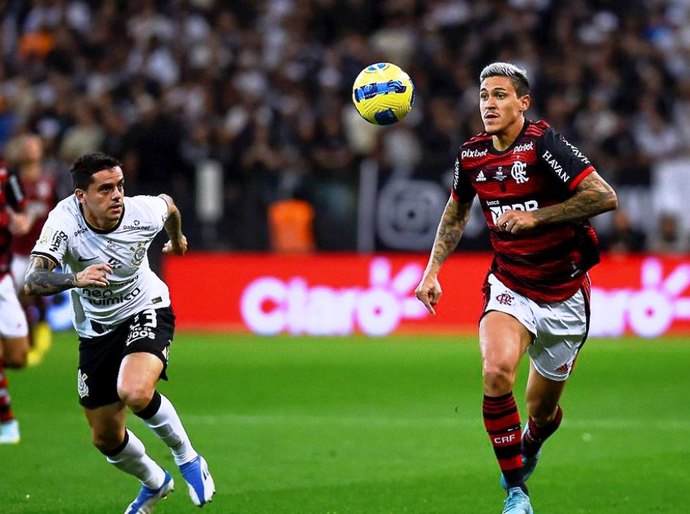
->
[488, 119, 530, 155]
[79, 200, 126, 234]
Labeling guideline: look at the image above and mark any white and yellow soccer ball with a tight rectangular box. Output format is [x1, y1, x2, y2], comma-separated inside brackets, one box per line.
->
[352, 62, 415, 125]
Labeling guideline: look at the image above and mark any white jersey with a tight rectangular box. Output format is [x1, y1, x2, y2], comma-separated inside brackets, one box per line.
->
[31, 194, 171, 338]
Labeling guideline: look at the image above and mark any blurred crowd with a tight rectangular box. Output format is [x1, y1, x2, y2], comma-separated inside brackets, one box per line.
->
[1, 0, 690, 253]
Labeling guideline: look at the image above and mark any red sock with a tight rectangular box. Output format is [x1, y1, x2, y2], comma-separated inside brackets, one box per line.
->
[483, 392, 524, 491]
[523, 405, 563, 458]
[0, 358, 14, 423]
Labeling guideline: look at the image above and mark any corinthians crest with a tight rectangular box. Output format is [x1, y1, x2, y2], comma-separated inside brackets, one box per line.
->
[77, 369, 89, 398]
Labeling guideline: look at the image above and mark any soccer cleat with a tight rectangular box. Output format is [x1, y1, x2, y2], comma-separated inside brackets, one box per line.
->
[27, 321, 53, 367]
[502, 487, 534, 514]
[0, 419, 20, 444]
[179, 455, 215, 506]
[500, 448, 541, 490]
[124, 470, 174, 514]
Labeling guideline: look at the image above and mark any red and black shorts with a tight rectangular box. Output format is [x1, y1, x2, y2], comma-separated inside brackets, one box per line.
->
[77, 307, 175, 409]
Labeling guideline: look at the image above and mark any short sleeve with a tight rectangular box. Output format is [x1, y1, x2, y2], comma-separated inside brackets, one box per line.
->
[31, 210, 69, 265]
[151, 195, 169, 228]
[540, 127, 595, 190]
[132, 195, 169, 232]
[451, 157, 477, 203]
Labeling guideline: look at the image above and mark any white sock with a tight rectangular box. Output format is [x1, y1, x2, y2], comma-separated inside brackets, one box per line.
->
[144, 394, 198, 466]
[106, 429, 165, 489]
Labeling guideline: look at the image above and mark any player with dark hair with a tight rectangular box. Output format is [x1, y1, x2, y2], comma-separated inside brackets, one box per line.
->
[415, 62, 618, 513]
[0, 163, 31, 444]
[24, 152, 215, 513]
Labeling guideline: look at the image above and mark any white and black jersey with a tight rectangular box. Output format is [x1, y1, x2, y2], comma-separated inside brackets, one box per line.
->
[31, 195, 171, 338]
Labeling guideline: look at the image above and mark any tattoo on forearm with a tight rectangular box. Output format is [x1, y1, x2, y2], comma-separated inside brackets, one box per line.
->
[24, 256, 76, 296]
[431, 199, 471, 267]
[164, 208, 182, 240]
[535, 174, 617, 224]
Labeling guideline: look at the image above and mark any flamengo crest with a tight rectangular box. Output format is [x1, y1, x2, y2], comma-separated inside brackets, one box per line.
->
[495, 293, 514, 305]
[511, 160, 528, 184]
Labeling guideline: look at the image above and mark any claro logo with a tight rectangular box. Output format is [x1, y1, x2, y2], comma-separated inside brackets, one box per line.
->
[240, 258, 427, 336]
[591, 258, 690, 337]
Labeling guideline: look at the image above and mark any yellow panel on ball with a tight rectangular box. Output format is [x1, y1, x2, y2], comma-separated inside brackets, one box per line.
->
[352, 62, 415, 125]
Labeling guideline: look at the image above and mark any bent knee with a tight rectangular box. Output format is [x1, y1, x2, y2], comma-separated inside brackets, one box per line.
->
[482, 364, 517, 396]
[117, 385, 154, 413]
[93, 433, 125, 453]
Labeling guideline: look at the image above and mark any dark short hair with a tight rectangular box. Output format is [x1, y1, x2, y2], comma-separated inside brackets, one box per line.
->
[479, 62, 530, 97]
[70, 152, 122, 190]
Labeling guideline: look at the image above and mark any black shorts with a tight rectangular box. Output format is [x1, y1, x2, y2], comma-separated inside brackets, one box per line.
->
[77, 307, 175, 409]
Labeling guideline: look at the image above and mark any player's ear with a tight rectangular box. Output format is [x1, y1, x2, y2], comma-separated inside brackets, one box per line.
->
[519, 94, 531, 113]
[75, 189, 85, 204]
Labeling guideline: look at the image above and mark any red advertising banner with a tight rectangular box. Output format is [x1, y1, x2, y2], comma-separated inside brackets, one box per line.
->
[164, 253, 690, 338]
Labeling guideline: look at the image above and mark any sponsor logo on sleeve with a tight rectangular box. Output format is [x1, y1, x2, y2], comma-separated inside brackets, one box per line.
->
[542, 150, 570, 182]
[38, 226, 53, 245]
[562, 137, 591, 165]
[49, 230, 68, 252]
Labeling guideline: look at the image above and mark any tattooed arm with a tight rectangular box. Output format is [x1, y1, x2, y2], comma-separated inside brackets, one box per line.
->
[415, 196, 473, 315]
[24, 255, 112, 296]
[497, 171, 618, 234]
[159, 194, 188, 256]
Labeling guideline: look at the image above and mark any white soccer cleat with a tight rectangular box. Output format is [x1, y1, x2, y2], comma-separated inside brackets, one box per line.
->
[0, 419, 20, 444]
[502, 487, 534, 514]
[124, 471, 174, 514]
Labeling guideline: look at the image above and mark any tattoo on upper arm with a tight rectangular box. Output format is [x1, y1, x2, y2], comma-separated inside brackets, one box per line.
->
[534, 172, 617, 224]
[24, 255, 76, 296]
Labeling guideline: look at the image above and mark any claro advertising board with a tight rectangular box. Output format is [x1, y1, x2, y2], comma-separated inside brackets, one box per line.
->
[163, 253, 690, 338]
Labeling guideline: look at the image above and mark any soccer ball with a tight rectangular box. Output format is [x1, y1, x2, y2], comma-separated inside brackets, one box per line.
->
[352, 62, 415, 125]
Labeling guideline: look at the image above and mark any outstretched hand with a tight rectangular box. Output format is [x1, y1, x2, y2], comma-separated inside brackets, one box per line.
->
[163, 234, 188, 256]
[415, 273, 442, 315]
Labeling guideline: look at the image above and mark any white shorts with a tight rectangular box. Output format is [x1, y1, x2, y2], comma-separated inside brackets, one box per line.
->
[0, 273, 28, 338]
[483, 273, 589, 381]
[10, 254, 30, 292]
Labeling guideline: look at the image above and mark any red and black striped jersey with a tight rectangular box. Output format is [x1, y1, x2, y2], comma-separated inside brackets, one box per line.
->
[12, 173, 58, 256]
[451, 119, 599, 302]
[0, 164, 27, 277]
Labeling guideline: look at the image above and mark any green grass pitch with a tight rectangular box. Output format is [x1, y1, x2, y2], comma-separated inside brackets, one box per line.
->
[1, 331, 689, 513]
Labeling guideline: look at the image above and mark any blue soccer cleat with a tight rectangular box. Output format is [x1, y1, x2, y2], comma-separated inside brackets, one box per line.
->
[502, 487, 534, 514]
[500, 448, 541, 490]
[179, 455, 215, 506]
[124, 470, 174, 514]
